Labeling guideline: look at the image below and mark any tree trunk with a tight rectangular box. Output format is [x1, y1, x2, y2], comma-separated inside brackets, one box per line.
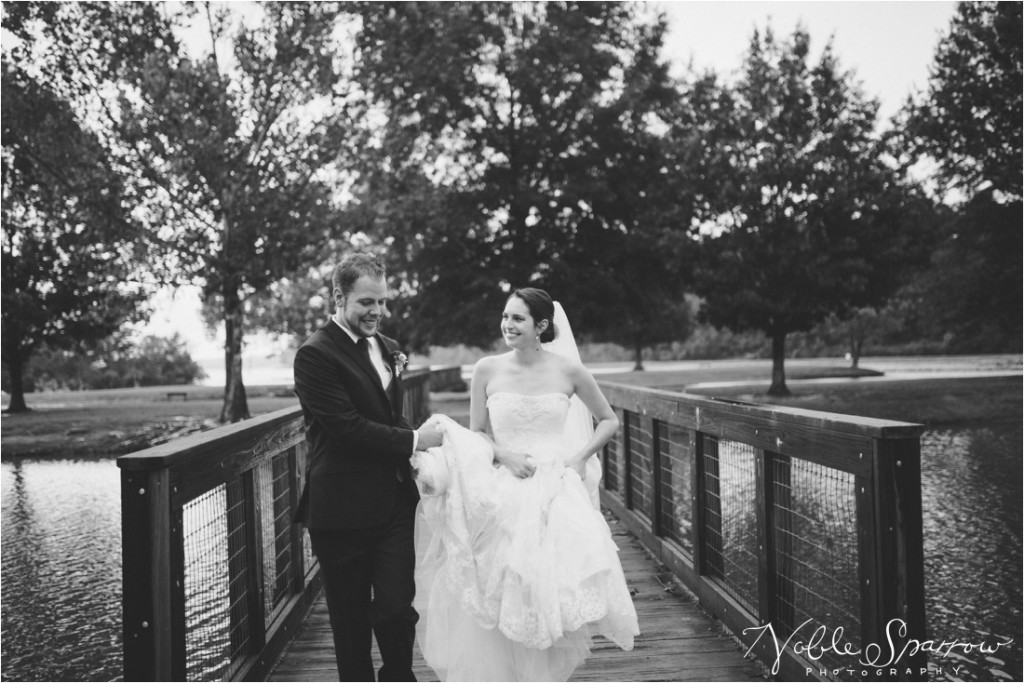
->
[220, 280, 250, 423]
[767, 328, 790, 396]
[632, 338, 645, 372]
[851, 338, 862, 369]
[4, 352, 30, 413]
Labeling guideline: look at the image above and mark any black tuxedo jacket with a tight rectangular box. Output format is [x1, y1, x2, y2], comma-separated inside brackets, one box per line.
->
[293, 322, 418, 530]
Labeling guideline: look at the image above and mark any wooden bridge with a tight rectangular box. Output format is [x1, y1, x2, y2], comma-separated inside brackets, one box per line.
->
[268, 518, 761, 682]
[117, 366, 927, 682]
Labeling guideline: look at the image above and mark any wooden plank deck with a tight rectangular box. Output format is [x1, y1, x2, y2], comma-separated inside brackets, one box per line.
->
[268, 514, 763, 682]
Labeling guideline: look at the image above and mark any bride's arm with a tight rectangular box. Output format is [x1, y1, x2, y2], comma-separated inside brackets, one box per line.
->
[470, 357, 535, 478]
[565, 364, 619, 476]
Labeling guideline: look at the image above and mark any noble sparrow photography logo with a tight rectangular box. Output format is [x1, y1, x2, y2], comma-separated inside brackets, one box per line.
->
[744, 618, 1015, 679]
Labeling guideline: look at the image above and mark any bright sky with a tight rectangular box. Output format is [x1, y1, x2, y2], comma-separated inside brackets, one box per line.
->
[142, 1, 960, 382]
[653, 1, 957, 120]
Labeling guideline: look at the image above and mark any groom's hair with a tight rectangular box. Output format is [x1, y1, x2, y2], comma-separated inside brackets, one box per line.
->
[333, 253, 387, 296]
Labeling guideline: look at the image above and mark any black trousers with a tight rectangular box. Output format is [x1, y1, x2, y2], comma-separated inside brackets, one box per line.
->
[309, 494, 419, 682]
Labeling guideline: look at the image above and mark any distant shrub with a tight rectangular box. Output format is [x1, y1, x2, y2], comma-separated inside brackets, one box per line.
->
[4, 334, 206, 392]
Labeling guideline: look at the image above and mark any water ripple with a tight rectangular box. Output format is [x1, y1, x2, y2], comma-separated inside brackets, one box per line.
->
[2, 423, 1021, 681]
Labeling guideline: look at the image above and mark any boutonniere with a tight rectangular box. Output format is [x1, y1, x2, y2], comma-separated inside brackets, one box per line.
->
[392, 350, 409, 378]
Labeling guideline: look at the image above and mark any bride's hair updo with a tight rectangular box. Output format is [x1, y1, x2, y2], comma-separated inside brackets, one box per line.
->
[509, 287, 558, 343]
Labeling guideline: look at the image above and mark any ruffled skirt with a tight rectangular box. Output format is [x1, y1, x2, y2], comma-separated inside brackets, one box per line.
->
[411, 416, 639, 681]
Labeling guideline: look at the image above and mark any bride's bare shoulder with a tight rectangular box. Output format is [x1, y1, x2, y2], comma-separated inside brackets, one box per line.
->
[471, 352, 513, 378]
[545, 350, 584, 373]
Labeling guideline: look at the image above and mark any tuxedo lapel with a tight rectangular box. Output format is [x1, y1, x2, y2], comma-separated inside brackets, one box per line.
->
[324, 323, 391, 408]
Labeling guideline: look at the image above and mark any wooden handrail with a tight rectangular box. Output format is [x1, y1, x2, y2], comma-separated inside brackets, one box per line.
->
[119, 370, 926, 682]
[118, 367, 437, 681]
[596, 381, 927, 682]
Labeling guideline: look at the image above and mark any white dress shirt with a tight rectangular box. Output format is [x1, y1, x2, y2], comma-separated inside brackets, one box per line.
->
[333, 319, 392, 390]
[333, 318, 418, 452]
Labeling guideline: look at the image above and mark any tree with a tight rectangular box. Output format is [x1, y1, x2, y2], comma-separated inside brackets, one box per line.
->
[8, 333, 206, 392]
[10, 3, 354, 422]
[349, 2, 689, 353]
[691, 27, 924, 395]
[1, 64, 148, 412]
[116, 334, 207, 388]
[815, 307, 898, 369]
[904, 1, 1022, 350]
[908, 1, 1021, 200]
[118, 3, 356, 421]
[210, 262, 335, 350]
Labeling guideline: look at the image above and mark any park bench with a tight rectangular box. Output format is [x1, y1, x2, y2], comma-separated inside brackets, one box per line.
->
[165, 391, 188, 401]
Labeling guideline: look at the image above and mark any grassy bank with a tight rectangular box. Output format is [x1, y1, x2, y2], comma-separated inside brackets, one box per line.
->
[686, 375, 1022, 425]
[2, 386, 298, 459]
[602, 371, 1022, 426]
[3, 369, 1019, 460]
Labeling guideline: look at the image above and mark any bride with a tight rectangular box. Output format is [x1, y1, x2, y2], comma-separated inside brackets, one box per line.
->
[411, 287, 640, 681]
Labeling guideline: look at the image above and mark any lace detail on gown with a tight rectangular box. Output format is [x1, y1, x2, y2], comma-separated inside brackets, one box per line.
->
[412, 395, 639, 681]
[486, 392, 570, 459]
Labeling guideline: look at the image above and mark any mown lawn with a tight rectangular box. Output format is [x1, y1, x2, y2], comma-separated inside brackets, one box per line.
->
[2, 370, 1019, 459]
[678, 375, 1022, 425]
[1, 387, 298, 459]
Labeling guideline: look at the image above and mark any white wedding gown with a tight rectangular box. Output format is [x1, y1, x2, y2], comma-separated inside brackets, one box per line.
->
[411, 392, 639, 681]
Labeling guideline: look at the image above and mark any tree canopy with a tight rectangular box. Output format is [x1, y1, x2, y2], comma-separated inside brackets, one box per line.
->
[690, 27, 928, 394]
[9, 2, 358, 421]
[1, 64, 148, 412]
[116, 3, 353, 421]
[903, 1, 1022, 350]
[5, 0, 1014, 413]
[908, 1, 1021, 200]
[348, 2, 690, 353]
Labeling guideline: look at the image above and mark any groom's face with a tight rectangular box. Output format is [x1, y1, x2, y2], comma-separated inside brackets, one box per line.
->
[336, 275, 390, 338]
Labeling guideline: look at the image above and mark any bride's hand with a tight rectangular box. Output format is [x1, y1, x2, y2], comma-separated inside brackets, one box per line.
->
[565, 452, 590, 480]
[494, 447, 535, 478]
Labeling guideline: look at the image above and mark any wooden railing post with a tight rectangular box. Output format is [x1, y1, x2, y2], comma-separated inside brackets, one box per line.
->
[690, 427, 706, 575]
[622, 411, 634, 509]
[288, 442, 308, 593]
[244, 469, 268, 653]
[651, 420, 663, 537]
[227, 478, 249, 663]
[866, 437, 927, 679]
[120, 468, 186, 681]
[757, 451, 794, 632]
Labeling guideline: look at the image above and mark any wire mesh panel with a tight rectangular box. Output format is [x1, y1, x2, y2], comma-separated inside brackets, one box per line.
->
[702, 435, 759, 615]
[658, 423, 693, 554]
[182, 485, 232, 681]
[625, 413, 654, 520]
[771, 456, 860, 675]
[257, 451, 294, 627]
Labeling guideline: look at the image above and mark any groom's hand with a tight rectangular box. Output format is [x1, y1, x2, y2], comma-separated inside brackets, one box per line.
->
[415, 422, 444, 450]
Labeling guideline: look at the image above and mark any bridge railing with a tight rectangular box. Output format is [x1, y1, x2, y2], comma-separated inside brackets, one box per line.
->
[117, 368, 434, 681]
[597, 381, 927, 681]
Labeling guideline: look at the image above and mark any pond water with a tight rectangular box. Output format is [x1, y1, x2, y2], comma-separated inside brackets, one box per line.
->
[920, 424, 1022, 681]
[1, 460, 122, 681]
[1, 423, 1021, 681]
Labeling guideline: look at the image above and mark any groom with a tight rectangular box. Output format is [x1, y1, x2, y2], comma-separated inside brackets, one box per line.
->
[294, 253, 442, 681]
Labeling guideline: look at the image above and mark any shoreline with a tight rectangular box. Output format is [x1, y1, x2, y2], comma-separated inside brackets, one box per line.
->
[3, 373, 1019, 461]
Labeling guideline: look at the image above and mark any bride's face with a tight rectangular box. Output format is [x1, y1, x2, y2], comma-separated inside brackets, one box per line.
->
[501, 297, 540, 349]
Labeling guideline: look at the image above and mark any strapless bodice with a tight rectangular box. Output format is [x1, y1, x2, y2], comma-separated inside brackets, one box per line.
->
[486, 392, 570, 463]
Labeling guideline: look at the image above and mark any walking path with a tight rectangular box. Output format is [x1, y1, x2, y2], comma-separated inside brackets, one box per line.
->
[267, 518, 763, 682]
